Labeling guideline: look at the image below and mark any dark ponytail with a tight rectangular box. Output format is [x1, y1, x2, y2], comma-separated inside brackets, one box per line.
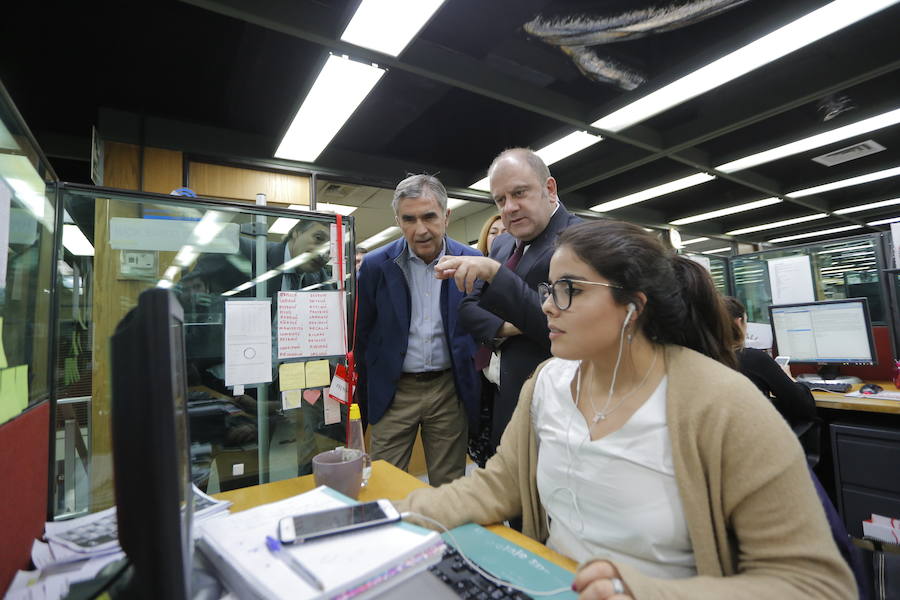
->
[556, 220, 736, 369]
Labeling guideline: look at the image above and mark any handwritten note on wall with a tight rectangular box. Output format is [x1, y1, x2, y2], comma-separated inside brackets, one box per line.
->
[277, 291, 347, 359]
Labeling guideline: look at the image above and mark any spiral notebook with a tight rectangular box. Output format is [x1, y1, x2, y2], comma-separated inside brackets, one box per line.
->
[197, 486, 444, 600]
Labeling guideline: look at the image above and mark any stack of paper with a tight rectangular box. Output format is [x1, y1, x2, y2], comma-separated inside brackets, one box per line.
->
[4, 485, 231, 600]
[863, 514, 900, 544]
[198, 487, 444, 600]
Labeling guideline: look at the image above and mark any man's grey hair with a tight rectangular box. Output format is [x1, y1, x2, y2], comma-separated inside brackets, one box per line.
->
[391, 174, 448, 215]
[487, 147, 551, 186]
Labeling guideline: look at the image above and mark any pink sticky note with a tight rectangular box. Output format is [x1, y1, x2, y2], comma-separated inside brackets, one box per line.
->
[302, 389, 321, 405]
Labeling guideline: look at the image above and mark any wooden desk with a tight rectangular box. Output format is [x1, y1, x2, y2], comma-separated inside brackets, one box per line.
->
[813, 381, 900, 415]
[215, 460, 577, 571]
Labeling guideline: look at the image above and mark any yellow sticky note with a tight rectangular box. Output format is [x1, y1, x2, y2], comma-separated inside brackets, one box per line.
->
[279, 362, 306, 391]
[305, 360, 331, 388]
[0, 317, 7, 369]
[0, 365, 28, 424]
[282, 390, 302, 410]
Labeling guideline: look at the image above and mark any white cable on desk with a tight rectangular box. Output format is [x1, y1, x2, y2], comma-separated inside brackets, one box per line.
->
[400, 512, 572, 597]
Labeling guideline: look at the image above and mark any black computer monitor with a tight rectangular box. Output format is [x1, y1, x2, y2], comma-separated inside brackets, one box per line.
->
[110, 288, 192, 600]
[768, 297, 876, 381]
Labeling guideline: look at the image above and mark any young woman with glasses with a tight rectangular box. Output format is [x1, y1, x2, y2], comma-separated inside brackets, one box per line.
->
[398, 220, 854, 600]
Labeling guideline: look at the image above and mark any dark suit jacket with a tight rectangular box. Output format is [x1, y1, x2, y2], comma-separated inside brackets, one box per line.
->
[356, 237, 481, 426]
[459, 203, 581, 445]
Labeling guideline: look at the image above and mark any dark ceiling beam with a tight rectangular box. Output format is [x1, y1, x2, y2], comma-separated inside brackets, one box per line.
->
[98, 108, 476, 193]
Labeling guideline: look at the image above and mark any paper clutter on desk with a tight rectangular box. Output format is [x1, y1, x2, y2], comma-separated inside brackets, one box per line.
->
[863, 514, 900, 544]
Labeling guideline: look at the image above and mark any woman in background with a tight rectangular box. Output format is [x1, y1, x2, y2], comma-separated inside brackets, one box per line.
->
[401, 221, 853, 599]
[476, 213, 506, 256]
[723, 296, 817, 429]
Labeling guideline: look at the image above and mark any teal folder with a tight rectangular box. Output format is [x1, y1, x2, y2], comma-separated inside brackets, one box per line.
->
[443, 523, 577, 600]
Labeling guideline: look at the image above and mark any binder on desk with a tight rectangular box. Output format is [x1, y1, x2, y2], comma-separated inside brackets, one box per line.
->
[197, 486, 444, 600]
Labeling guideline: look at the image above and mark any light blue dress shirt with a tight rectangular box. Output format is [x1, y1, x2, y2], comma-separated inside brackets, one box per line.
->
[396, 240, 451, 373]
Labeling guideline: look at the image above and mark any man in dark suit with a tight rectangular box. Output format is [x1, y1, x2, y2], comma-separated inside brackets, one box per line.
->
[436, 148, 581, 448]
[356, 174, 480, 486]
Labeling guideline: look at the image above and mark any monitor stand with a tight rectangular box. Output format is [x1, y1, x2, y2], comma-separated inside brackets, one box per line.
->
[797, 365, 862, 385]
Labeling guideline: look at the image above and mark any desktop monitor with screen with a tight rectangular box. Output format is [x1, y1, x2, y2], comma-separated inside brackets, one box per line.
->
[110, 288, 192, 600]
[768, 297, 876, 382]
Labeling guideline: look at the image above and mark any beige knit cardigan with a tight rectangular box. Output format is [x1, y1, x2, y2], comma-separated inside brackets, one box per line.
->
[397, 345, 856, 599]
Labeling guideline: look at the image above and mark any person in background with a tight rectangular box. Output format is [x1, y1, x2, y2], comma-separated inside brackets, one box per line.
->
[355, 246, 368, 273]
[469, 213, 506, 466]
[356, 174, 480, 486]
[723, 296, 817, 428]
[476, 213, 506, 256]
[437, 148, 581, 449]
[399, 220, 854, 600]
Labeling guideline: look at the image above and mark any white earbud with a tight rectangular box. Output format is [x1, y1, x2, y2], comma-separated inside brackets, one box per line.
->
[624, 302, 636, 326]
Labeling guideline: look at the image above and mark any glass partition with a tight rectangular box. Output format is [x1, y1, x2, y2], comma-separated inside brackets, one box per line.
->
[53, 184, 355, 517]
[0, 84, 57, 425]
[683, 253, 731, 296]
[730, 234, 888, 324]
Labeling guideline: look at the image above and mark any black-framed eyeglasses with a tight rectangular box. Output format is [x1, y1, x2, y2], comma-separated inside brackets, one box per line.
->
[538, 278, 623, 311]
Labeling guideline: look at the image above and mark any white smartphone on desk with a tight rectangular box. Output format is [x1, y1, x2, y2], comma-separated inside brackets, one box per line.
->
[775, 356, 791, 367]
[278, 499, 401, 544]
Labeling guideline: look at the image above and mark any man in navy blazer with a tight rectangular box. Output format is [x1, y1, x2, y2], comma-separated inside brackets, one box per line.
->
[356, 174, 480, 486]
[436, 148, 581, 449]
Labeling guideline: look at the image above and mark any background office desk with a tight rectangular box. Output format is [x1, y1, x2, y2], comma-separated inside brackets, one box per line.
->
[812, 381, 900, 415]
[214, 459, 578, 572]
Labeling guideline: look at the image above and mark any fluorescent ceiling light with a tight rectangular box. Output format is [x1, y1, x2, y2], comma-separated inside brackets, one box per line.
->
[359, 226, 401, 249]
[726, 213, 827, 236]
[269, 203, 358, 234]
[768, 224, 863, 243]
[867, 215, 900, 226]
[174, 245, 198, 268]
[253, 269, 281, 283]
[592, 0, 896, 133]
[156, 280, 174, 289]
[340, 0, 445, 57]
[275, 55, 385, 163]
[590, 173, 715, 213]
[447, 198, 469, 210]
[535, 131, 603, 165]
[717, 107, 900, 173]
[163, 266, 180, 281]
[669, 197, 781, 225]
[62, 224, 94, 256]
[817, 245, 872, 255]
[701, 247, 732, 254]
[467, 131, 603, 192]
[834, 197, 900, 215]
[469, 176, 490, 192]
[680, 236, 709, 246]
[787, 165, 900, 198]
[191, 212, 227, 246]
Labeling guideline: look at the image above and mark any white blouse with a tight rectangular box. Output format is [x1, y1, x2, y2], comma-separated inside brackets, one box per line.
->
[533, 358, 697, 579]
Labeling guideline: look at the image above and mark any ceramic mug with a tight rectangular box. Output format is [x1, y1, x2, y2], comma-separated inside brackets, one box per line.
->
[312, 448, 364, 500]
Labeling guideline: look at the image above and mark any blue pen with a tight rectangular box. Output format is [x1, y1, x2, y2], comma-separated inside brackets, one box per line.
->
[265, 535, 325, 591]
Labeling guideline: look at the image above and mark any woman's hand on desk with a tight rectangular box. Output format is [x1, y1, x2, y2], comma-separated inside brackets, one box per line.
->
[572, 560, 632, 599]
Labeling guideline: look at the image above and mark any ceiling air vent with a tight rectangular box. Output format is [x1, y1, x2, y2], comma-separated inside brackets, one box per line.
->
[812, 140, 885, 166]
[320, 182, 354, 199]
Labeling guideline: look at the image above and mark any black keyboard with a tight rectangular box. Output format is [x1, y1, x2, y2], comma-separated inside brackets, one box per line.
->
[798, 380, 852, 393]
[430, 546, 533, 600]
